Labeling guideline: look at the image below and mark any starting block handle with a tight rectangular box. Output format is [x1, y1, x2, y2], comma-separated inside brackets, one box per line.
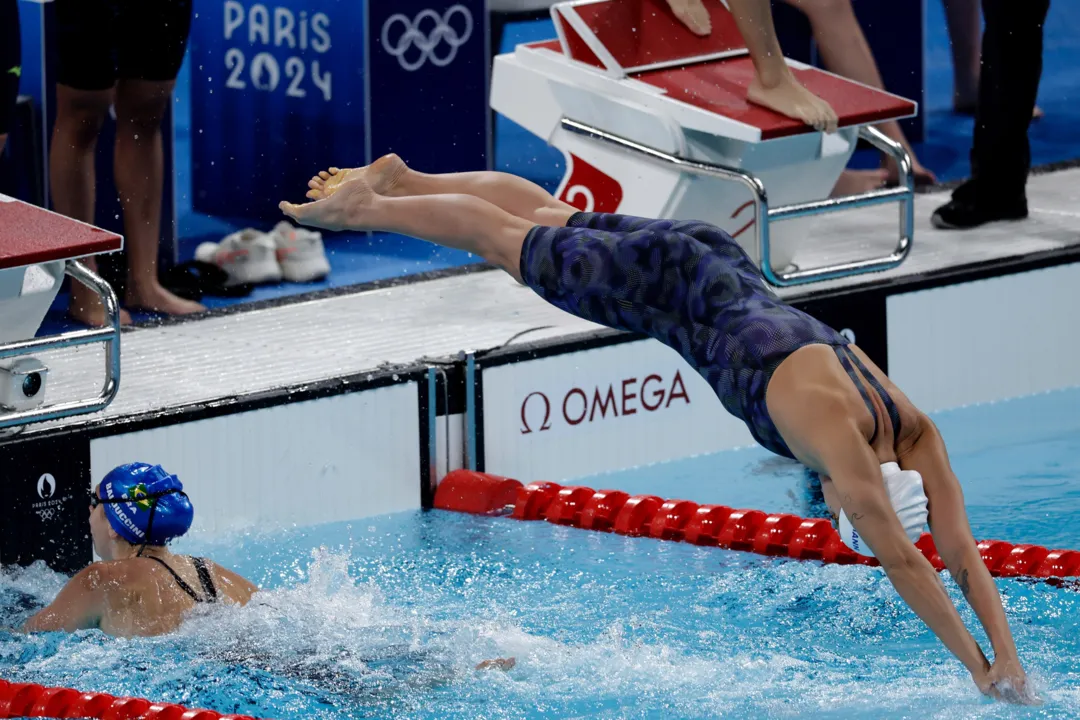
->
[559, 119, 914, 287]
[0, 260, 121, 431]
[764, 126, 914, 286]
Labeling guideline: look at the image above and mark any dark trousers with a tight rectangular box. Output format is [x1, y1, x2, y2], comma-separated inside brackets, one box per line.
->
[968, 0, 1051, 201]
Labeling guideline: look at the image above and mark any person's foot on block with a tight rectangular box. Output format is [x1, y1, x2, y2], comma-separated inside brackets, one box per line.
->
[931, 181, 1028, 230]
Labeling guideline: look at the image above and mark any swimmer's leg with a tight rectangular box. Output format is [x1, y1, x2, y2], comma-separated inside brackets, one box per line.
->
[281, 176, 533, 281]
[307, 154, 576, 227]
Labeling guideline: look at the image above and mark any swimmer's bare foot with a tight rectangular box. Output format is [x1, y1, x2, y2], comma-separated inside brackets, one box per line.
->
[884, 156, 937, 188]
[282, 173, 378, 232]
[306, 153, 408, 200]
[69, 290, 132, 328]
[475, 657, 516, 671]
[126, 282, 205, 316]
[748, 73, 839, 133]
[831, 169, 889, 197]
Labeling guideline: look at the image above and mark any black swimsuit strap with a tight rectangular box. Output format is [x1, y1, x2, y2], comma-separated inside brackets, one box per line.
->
[146, 555, 205, 603]
[192, 557, 218, 601]
[834, 346, 880, 443]
[834, 345, 903, 443]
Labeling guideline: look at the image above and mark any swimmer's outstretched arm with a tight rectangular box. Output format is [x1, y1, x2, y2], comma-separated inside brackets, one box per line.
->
[804, 419, 996, 679]
[898, 415, 1033, 702]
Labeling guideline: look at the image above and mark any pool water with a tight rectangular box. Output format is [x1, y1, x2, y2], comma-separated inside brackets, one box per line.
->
[2, 387, 1079, 719]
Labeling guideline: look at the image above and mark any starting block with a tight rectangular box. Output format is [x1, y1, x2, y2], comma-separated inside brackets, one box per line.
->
[0, 194, 122, 432]
[491, 0, 917, 285]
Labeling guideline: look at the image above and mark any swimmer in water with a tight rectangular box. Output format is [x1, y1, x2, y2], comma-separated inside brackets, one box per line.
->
[18, 461, 518, 672]
[279, 156, 1034, 703]
[21, 463, 258, 637]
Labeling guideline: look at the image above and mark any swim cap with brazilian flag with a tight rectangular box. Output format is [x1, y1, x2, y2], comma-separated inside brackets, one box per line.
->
[100, 463, 193, 546]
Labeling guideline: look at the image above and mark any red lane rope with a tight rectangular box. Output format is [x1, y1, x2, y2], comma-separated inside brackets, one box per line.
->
[434, 470, 1080, 579]
[0, 680, 265, 720]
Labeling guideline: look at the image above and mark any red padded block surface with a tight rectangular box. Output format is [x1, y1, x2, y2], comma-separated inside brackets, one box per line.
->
[0, 197, 122, 270]
[568, 0, 746, 70]
[633, 57, 916, 139]
[529, 39, 564, 53]
[554, 10, 606, 69]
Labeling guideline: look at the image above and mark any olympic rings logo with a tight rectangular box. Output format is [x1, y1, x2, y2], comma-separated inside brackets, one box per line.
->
[381, 5, 474, 72]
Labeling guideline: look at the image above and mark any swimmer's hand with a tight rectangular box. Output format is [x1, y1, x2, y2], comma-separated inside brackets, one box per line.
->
[977, 656, 1040, 705]
[665, 0, 711, 35]
[475, 657, 516, 672]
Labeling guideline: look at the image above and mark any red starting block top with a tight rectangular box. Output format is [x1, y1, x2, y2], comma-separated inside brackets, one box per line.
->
[0, 195, 122, 270]
[634, 58, 916, 140]
[545, 0, 916, 139]
[556, 0, 747, 72]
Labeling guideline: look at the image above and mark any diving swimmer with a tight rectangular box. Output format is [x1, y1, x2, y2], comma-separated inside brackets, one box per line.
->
[21, 463, 258, 637]
[278, 155, 1034, 702]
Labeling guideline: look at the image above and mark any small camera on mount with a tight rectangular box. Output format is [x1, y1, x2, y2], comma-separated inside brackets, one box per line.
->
[0, 357, 49, 412]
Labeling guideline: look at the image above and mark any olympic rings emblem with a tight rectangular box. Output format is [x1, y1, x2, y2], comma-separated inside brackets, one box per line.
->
[381, 5, 474, 72]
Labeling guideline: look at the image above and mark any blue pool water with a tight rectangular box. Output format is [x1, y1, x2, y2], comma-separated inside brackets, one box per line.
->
[2, 387, 1079, 719]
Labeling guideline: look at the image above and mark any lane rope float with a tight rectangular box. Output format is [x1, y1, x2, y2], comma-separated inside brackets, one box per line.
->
[434, 470, 1080, 579]
[0, 679, 265, 720]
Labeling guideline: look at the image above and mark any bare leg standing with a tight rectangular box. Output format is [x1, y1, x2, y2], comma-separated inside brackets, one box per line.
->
[50, 85, 134, 326]
[112, 79, 203, 315]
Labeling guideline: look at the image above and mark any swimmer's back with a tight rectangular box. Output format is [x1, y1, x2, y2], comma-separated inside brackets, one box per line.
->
[93, 556, 257, 637]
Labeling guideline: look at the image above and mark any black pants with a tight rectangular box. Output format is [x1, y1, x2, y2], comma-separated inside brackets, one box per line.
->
[1, 0, 20, 137]
[968, 0, 1051, 201]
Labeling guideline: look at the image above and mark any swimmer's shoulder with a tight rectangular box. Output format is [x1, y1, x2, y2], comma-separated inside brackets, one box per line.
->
[202, 559, 260, 605]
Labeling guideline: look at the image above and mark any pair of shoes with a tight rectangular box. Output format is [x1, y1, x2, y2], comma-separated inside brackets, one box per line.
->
[195, 222, 331, 285]
[930, 182, 1028, 230]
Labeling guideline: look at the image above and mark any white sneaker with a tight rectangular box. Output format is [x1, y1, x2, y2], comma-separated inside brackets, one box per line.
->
[195, 228, 282, 286]
[271, 221, 331, 283]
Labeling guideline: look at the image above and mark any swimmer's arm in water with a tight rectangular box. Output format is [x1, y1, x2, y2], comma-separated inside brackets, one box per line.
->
[20, 565, 106, 633]
[475, 657, 516, 671]
[899, 414, 1032, 702]
[209, 562, 260, 605]
[810, 414, 992, 679]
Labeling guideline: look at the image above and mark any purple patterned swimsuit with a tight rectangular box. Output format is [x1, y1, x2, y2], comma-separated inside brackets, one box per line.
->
[519, 212, 901, 459]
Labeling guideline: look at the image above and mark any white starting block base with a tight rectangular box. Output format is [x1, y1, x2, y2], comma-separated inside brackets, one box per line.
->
[23, 169, 1080, 438]
[492, 0, 920, 286]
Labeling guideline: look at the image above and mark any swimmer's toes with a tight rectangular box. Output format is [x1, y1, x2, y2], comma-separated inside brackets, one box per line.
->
[306, 189, 323, 200]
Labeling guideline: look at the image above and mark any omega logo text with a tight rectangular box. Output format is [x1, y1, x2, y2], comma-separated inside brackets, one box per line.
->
[520, 371, 690, 434]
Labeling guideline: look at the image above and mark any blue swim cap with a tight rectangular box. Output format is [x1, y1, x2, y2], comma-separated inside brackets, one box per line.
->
[99, 463, 193, 546]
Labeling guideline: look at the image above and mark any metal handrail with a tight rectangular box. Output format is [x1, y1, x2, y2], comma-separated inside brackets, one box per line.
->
[559, 118, 914, 287]
[0, 260, 121, 430]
